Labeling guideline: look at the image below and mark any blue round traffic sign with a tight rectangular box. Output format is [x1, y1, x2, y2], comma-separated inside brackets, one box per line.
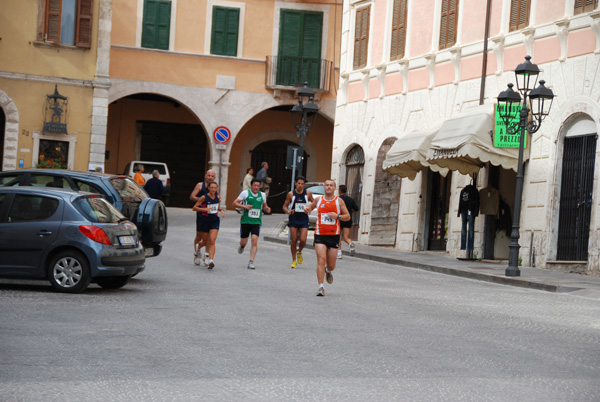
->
[213, 126, 231, 144]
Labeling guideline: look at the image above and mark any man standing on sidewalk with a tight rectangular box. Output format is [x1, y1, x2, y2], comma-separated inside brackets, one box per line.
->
[233, 178, 272, 269]
[337, 185, 359, 258]
[305, 179, 350, 296]
[255, 161, 271, 199]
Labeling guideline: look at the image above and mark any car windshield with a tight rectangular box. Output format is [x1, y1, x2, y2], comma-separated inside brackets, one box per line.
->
[140, 163, 167, 174]
[306, 185, 325, 195]
[73, 196, 126, 223]
[109, 177, 147, 202]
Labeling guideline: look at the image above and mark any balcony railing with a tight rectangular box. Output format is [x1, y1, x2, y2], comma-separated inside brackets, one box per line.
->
[266, 56, 332, 93]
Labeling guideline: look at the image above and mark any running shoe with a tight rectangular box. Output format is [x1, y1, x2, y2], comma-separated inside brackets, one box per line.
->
[316, 287, 325, 297]
[337, 250, 343, 259]
[350, 242, 356, 256]
[297, 252, 303, 264]
[208, 259, 215, 270]
[238, 245, 245, 254]
[194, 251, 202, 266]
[291, 260, 297, 269]
[325, 269, 333, 284]
[247, 261, 255, 270]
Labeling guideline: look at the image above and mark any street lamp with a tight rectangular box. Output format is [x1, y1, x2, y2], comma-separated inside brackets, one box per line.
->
[291, 82, 319, 175]
[497, 56, 554, 277]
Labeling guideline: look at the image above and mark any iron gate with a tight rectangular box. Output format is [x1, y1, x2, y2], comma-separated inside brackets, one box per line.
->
[557, 134, 597, 261]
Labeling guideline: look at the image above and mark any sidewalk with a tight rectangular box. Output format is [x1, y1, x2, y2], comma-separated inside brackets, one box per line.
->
[261, 214, 600, 300]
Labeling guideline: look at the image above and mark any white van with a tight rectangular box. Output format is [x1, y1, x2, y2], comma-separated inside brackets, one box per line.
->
[123, 161, 171, 205]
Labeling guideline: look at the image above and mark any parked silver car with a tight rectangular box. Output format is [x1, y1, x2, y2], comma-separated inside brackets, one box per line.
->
[0, 187, 145, 293]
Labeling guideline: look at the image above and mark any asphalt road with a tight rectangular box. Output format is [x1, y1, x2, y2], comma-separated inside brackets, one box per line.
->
[1, 208, 599, 402]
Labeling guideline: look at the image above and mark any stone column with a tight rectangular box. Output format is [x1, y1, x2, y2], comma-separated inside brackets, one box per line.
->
[90, 0, 112, 170]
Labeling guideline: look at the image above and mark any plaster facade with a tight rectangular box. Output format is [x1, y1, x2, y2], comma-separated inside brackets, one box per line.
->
[108, 0, 342, 207]
[0, 0, 112, 172]
[334, 0, 600, 276]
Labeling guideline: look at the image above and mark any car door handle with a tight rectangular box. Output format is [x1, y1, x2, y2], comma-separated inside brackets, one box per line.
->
[37, 230, 53, 237]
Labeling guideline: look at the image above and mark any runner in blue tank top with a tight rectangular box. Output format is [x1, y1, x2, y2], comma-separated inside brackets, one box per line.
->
[190, 170, 217, 265]
[192, 181, 225, 269]
[282, 176, 314, 269]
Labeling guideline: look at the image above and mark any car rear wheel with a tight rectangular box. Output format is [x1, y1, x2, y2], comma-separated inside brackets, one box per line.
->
[96, 276, 131, 289]
[48, 250, 91, 293]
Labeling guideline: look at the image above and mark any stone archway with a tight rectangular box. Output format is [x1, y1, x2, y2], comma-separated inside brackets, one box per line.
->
[0, 90, 19, 171]
[369, 137, 402, 245]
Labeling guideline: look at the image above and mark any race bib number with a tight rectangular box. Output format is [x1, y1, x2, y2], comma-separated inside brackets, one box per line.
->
[294, 202, 307, 213]
[320, 214, 336, 225]
[208, 204, 219, 214]
[248, 208, 261, 218]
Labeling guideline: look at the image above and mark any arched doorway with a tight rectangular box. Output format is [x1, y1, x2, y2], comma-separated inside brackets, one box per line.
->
[106, 93, 208, 207]
[557, 116, 597, 261]
[369, 138, 401, 245]
[0, 107, 5, 170]
[251, 140, 307, 213]
[345, 145, 364, 240]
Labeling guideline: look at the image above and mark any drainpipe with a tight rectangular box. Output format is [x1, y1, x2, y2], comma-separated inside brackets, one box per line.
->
[479, 0, 492, 105]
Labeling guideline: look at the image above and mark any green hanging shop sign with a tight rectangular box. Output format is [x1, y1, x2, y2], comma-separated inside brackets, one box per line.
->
[494, 103, 525, 148]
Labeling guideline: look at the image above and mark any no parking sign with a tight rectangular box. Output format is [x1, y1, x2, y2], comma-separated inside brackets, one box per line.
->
[213, 126, 231, 145]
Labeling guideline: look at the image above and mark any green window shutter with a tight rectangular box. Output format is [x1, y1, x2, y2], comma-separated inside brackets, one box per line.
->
[277, 10, 302, 86]
[142, 0, 170, 50]
[301, 12, 322, 88]
[211, 6, 239, 56]
[277, 9, 323, 88]
[156, 1, 171, 50]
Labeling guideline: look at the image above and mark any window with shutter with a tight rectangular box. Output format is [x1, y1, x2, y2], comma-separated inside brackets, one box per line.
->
[353, 6, 370, 69]
[276, 9, 323, 88]
[574, 0, 598, 14]
[211, 6, 240, 56]
[76, 0, 93, 48]
[142, 0, 171, 50]
[43, 0, 93, 47]
[390, 0, 407, 60]
[509, 0, 530, 32]
[439, 0, 458, 50]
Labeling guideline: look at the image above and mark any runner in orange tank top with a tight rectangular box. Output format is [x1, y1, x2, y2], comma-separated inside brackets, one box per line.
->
[304, 179, 350, 296]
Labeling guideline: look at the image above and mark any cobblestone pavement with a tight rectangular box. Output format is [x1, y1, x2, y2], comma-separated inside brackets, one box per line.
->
[1, 209, 599, 402]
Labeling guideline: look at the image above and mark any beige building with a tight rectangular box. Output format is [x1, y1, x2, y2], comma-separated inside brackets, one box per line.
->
[334, 0, 600, 276]
[0, 0, 112, 172]
[107, 0, 343, 208]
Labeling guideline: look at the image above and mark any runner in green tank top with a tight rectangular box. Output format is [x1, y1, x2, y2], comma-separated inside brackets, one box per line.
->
[233, 178, 272, 269]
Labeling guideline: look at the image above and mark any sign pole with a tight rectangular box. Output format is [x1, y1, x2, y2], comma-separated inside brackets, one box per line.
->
[287, 148, 298, 246]
[219, 148, 223, 186]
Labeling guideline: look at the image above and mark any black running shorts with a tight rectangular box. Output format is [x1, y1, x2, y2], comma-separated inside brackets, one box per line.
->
[314, 234, 340, 249]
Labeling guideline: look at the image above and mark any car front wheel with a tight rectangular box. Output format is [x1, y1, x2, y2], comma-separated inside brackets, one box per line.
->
[96, 276, 131, 289]
[48, 250, 91, 293]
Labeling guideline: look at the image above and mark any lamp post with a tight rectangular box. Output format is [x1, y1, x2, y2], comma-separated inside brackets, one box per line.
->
[497, 56, 554, 277]
[291, 82, 319, 176]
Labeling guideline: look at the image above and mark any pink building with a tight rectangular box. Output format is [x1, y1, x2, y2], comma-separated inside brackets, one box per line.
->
[333, 0, 600, 276]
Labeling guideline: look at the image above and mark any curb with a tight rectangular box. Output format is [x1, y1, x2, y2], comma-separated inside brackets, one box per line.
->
[264, 235, 583, 294]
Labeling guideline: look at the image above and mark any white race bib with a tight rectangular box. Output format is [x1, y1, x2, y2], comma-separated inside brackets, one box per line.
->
[294, 202, 307, 213]
[320, 214, 336, 225]
[208, 204, 219, 214]
[248, 208, 261, 218]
